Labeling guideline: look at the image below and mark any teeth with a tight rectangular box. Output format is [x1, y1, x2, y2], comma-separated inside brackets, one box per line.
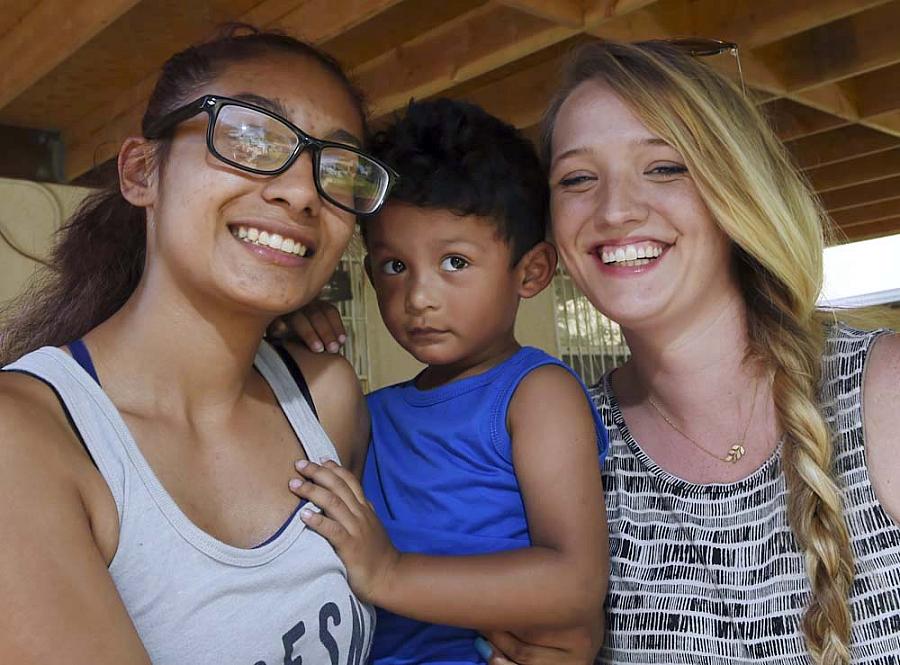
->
[232, 225, 310, 258]
[599, 243, 665, 265]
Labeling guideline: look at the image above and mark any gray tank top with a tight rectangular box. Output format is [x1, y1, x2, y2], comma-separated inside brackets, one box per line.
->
[4, 343, 374, 665]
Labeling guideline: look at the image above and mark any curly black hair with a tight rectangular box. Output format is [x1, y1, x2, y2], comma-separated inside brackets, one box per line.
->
[364, 98, 548, 264]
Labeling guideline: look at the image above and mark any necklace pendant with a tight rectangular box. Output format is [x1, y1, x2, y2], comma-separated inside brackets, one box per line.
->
[724, 444, 745, 463]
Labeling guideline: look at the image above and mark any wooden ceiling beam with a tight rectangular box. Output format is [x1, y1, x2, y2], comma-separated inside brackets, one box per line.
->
[850, 62, 900, 119]
[753, 2, 900, 93]
[785, 125, 900, 170]
[805, 147, 900, 193]
[355, 4, 578, 119]
[357, 1, 659, 120]
[494, 0, 585, 28]
[819, 175, 900, 212]
[760, 99, 849, 141]
[830, 198, 900, 228]
[62, 0, 403, 180]
[586, 0, 892, 50]
[834, 216, 900, 243]
[0, 0, 141, 110]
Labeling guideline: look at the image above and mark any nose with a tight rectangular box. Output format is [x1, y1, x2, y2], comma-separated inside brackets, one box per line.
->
[260, 150, 322, 216]
[595, 172, 648, 228]
[404, 269, 438, 314]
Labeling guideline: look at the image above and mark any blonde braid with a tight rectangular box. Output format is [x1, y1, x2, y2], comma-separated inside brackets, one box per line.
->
[745, 274, 854, 665]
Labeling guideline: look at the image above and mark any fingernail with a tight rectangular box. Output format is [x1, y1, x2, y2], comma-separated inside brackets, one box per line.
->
[289, 479, 303, 490]
[311, 341, 324, 353]
[338, 334, 347, 344]
[474, 637, 492, 661]
[300, 508, 314, 520]
[327, 342, 340, 353]
[296, 460, 309, 470]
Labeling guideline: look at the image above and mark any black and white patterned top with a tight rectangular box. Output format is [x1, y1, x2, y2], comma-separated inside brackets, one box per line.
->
[594, 325, 900, 664]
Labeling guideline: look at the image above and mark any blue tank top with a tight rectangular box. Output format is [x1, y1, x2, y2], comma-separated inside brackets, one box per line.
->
[362, 347, 608, 664]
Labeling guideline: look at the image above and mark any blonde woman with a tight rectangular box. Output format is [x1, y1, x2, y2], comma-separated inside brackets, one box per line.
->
[476, 39, 900, 665]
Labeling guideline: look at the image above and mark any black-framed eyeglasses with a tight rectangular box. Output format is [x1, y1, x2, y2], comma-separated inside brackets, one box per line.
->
[144, 95, 399, 216]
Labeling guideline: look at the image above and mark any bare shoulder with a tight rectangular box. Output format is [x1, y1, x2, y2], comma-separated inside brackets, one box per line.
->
[862, 332, 900, 521]
[509, 363, 594, 432]
[281, 343, 369, 475]
[0, 370, 75, 455]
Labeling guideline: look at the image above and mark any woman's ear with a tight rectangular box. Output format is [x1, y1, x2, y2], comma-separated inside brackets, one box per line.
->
[516, 241, 558, 299]
[118, 137, 158, 207]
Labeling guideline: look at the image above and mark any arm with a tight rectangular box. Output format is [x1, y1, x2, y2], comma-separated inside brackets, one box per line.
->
[284, 342, 369, 478]
[0, 374, 152, 663]
[863, 332, 900, 522]
[293, 365, 608, 633]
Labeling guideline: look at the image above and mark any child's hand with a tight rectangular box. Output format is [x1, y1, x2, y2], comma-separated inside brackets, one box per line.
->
[290, 460, 399, 604]
[269, 299, 347, 353]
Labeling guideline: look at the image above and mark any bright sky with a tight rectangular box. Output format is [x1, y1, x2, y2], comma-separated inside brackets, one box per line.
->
[819, 233, 900, 306]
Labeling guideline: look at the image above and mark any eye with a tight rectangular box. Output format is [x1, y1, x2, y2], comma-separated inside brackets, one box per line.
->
[645, 164, 688, 178]
[381, 259, 406, 275]
[557, 173, 596, 189]
[440, 255, 469, 272]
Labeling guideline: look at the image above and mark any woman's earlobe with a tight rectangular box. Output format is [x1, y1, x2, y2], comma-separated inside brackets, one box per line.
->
[518, 241, 558, 299]
[118, 137, 158, 207]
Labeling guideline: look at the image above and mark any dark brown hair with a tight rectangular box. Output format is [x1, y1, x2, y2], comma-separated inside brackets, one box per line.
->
[0, 25, 365, 365]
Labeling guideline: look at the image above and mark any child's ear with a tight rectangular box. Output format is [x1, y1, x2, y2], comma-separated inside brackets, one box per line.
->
[516, 241, 557, 299]
[118, 137, 158, 207]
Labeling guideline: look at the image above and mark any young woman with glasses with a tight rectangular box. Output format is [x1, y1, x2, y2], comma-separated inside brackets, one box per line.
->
[0, 27, 395, 664]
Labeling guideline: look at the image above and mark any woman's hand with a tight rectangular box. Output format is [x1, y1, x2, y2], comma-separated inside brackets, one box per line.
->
[290, 459, 399, 604]
[269, 300, 347, 353]
[476, 626, 602, 665]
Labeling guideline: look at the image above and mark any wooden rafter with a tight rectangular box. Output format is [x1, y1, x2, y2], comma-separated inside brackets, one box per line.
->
[831, 198, 900, 228]
[0, 0, 141, 110]
[805, 147, 900, 193]
[785, 125, 899, 170]
[819, 175, 900, 212]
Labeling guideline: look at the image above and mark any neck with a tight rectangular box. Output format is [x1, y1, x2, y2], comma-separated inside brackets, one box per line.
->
[86, 271, 272, 421]
[616, 288, 765, 413]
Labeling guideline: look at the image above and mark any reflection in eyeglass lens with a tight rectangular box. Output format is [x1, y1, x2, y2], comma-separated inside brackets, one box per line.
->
[320, 148, 385, 213]
[214, 105, 296, 171]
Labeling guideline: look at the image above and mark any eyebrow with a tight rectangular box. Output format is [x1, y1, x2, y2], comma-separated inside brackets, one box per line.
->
[551, 137, 672, 167]
[232, 92, 362, 147]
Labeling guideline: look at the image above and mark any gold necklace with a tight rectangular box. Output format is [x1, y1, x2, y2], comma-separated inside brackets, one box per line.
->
[646, 380, 761, 464]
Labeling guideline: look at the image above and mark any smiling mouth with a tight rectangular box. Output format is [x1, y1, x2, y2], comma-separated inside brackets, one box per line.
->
[230, 224, 314, 258]
[597, 241, 668, 267]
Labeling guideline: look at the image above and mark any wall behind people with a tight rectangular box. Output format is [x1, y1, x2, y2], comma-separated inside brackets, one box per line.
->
[0, 178, 93, 305]
[0, 177, 561, 388]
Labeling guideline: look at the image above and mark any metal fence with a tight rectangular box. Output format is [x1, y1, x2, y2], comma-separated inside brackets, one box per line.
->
[552, 269, 630, 386]
[335, 237, 372, 393]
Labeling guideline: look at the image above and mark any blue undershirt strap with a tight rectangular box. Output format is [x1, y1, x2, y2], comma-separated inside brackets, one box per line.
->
[68, 338, 101, 387]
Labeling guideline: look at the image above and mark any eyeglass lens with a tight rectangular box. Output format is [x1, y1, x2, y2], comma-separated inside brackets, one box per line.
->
[212, 104, 389, 214]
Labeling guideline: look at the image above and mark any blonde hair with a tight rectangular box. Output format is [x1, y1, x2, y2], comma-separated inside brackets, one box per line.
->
[541, 40, 854, 664]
